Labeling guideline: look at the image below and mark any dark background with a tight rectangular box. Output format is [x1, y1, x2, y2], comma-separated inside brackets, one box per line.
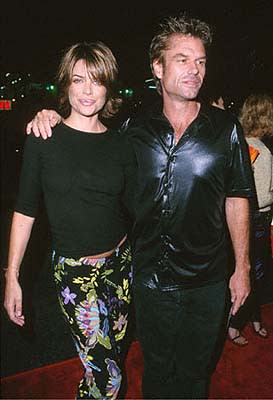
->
[2, 0, 273, 101]
[1, 0, 273, 379]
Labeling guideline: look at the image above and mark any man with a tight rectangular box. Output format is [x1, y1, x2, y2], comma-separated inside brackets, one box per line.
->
[26, 15, 254, 399]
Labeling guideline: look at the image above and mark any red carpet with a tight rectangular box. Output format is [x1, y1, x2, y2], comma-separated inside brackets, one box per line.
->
[1, 302, 273, 399]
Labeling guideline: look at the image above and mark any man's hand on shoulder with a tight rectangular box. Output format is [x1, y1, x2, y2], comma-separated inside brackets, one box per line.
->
[26, 109, 62, 140]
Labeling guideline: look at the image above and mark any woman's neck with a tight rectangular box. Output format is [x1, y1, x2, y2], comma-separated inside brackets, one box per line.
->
[64, 114, 107, 133]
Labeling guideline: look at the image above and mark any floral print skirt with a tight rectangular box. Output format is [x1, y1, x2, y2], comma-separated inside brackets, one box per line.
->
[52, 239, 133, 399]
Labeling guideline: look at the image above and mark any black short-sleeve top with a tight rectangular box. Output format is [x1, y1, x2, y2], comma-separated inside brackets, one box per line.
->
[15, 122, 136, 258]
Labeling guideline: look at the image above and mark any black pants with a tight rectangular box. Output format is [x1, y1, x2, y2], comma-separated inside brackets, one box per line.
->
[133, 276, 228, 399]
[230, 209, 272, 330]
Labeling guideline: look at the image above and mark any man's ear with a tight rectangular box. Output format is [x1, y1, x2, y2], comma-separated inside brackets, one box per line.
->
[152, 59, 163, 80]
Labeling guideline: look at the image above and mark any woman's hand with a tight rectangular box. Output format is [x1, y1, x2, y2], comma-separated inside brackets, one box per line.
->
[4, 271, 25, 326]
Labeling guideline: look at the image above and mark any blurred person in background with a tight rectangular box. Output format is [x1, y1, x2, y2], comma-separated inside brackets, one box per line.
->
[208, 93, 226, 110]
[228, 93, 273, 346]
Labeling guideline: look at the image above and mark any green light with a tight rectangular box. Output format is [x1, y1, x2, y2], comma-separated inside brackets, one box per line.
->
[45, 83, 57, 95]
[120, 87, 134, 97]
[45, 84, 55, 91]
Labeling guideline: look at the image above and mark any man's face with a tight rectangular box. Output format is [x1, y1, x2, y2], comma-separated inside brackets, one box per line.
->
[153, 34, 206, 102]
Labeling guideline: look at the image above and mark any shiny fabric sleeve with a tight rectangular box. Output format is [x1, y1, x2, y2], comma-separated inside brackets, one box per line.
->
[226, 121, 255, 199]
[120, 134, 137, 219]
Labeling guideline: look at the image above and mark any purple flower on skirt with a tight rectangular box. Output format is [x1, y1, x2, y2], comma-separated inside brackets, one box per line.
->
[102, 317, 110, 336]
[97, 299, 108, 315]
[61, 286, 77, 305]
[105, 358, 121, 398]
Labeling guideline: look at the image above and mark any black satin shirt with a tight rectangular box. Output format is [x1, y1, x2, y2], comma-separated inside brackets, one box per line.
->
[123, 103, 255, 288]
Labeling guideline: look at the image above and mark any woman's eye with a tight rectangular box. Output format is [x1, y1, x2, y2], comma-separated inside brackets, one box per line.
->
[72, 78, 82, 83]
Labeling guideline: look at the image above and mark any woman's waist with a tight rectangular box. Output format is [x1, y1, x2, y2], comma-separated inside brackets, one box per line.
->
[80, 235, 127, 260]
[52, 234, 128, 259]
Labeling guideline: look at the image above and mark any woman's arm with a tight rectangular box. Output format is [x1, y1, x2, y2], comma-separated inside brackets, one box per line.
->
[4, 212, 35, 326]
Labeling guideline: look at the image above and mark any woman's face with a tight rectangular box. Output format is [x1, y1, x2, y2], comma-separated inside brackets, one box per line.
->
[68, 59, 107, 119]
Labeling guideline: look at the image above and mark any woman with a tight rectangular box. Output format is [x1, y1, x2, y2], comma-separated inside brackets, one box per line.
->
[228, 93, 273, 346]
[4, 41, 136, 399]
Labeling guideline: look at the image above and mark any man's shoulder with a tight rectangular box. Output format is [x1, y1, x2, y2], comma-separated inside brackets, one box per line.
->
[120, 99, 163, 135]
[204, 104, 238, 124]
[201, 104, 241, 136]
[120, 114, 144, 131]
[119, 113, 149, 137]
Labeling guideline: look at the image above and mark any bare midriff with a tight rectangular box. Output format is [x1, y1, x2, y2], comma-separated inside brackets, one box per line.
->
[80, 235, 127, 260]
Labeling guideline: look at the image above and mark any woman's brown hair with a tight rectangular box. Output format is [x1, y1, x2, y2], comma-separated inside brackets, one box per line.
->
[56, 41, 122, 119]
[239, 93, 273, 138]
